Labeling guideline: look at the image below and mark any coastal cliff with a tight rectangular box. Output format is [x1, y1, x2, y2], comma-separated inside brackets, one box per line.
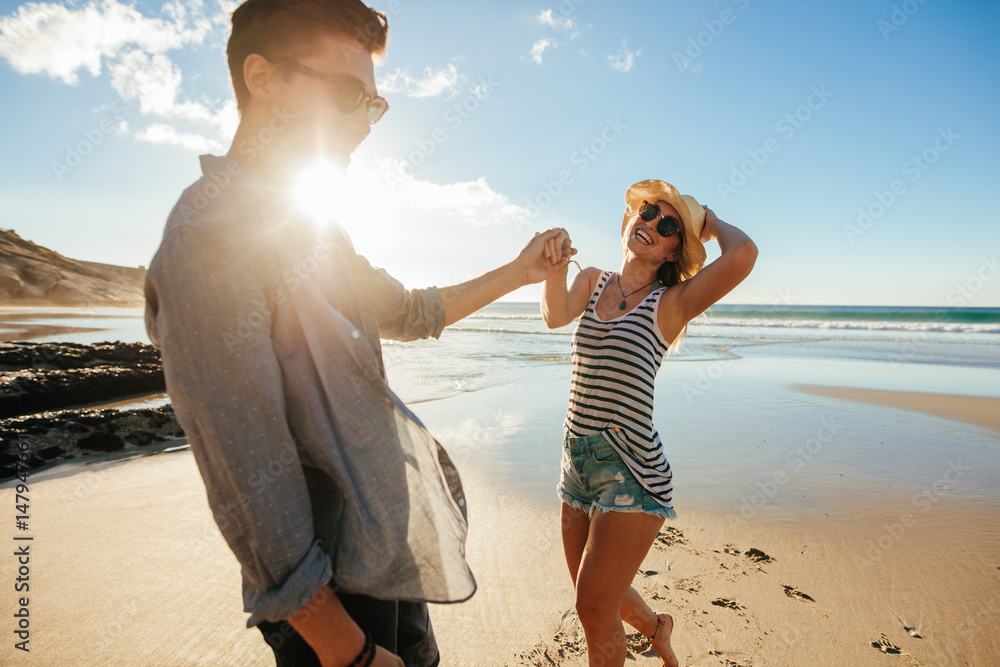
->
[0, 228, 145, 305]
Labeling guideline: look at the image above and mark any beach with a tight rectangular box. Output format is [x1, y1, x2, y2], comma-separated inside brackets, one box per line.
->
[1, 306, 999, 665]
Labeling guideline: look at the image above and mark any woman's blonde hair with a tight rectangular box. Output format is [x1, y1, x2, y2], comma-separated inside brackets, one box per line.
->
[621, 217, 704, 352]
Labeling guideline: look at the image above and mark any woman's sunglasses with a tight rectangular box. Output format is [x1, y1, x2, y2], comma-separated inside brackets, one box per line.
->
[639, 200, 682, 237]
[278, 59, 389, 124]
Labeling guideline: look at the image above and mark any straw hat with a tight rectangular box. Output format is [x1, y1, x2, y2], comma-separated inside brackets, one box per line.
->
[621, 179, 707, 271]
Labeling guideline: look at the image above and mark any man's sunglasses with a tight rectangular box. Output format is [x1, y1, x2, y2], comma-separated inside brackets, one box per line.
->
[639, 200, 682, 237]
[278, 59, 389, 124]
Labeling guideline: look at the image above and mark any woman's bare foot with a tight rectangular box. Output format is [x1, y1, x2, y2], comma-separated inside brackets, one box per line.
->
[649, 612, 678, 667]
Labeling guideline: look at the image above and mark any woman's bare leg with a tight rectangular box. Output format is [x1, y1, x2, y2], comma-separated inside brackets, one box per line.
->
[573, 510, 664, 667]
[560, 501, 591, 585]
[620, 589, 678, 667]
[561, 503, 677, 666]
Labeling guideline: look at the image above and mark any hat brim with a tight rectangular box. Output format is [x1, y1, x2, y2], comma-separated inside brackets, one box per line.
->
[621, 179, 707, 271]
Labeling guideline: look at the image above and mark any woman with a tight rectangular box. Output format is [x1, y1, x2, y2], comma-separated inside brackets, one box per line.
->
[540, 179, 758, 667]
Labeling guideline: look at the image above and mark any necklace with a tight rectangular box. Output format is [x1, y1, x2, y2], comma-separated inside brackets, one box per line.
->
[616, 274, 657, 310]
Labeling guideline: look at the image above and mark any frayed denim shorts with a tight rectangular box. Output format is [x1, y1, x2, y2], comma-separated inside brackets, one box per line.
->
[557, 432, 675, 521]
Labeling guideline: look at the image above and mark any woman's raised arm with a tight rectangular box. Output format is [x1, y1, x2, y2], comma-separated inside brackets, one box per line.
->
[541, 257, 601, 329]
[660, 208, 758, 338]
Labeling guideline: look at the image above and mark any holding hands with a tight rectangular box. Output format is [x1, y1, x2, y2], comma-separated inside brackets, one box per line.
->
[517, 227, 578, 284]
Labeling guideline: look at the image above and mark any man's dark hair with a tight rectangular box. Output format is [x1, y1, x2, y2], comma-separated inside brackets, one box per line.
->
[227, 0, 389, 112]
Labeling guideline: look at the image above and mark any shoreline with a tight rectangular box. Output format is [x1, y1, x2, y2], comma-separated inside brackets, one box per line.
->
[792, 383, 1000, 433]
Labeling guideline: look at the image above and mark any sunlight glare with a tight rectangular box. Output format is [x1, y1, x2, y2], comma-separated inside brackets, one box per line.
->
[293, 160, 349, 225]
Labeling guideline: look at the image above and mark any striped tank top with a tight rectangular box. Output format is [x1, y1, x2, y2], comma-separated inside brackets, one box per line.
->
[563, 270, 675, 508]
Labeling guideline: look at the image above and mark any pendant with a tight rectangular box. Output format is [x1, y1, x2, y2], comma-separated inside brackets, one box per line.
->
[619, 300, 627, 310]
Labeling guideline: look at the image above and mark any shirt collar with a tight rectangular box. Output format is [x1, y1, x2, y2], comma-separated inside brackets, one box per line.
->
[199, 154, 295, 207]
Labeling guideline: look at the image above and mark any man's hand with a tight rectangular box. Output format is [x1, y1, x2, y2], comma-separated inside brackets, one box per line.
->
[517, 227, 578, 284]
[288, 585, 406, 667]
[439, 227, 577, 326]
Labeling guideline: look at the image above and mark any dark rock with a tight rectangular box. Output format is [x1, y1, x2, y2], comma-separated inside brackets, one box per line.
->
[124, 431, 155, 447]
[0, 404, 184, 479]
[0, 341, 165, 419]
[77, 431, 124, 452]
[36, 445, 65, 460]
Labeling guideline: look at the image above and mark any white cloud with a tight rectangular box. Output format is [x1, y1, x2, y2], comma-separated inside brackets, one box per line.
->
[374, 159, 530, 224]
[298, 159, 530, 229]
[0, 0, 210, 84]
[536, 9, 576, 31]
[530, 38, 555, 65]
[377, 64, 460, 99]
[0, 0, 238, 154]
[608, 41, 640, 73]
[107, 49, 237, 131]
[135, 123, 225, 153]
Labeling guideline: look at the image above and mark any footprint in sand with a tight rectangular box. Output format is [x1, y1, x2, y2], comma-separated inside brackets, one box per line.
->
[655, 526, 688, 548]
[706, 650, 753, 667]
[871, 633, 904, 655]
[781, 585, 815, 602]
[673, 577, 701, 593]
[624, 631, 659, 658]
[710, 598, 742, 610]
[744, 547, 773, 563]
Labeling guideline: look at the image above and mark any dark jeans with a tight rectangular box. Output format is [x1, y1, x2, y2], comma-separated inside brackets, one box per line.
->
[257, 592, 440, 667]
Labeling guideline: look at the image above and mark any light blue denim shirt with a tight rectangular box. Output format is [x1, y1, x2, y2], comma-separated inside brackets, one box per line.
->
[144, 155, 475, 627]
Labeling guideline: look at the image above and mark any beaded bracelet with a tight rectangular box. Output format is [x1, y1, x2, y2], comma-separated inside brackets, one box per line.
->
[346, 630, 375, 667]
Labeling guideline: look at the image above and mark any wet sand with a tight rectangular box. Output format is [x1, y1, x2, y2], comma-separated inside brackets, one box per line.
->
[2, 374, 998, 665]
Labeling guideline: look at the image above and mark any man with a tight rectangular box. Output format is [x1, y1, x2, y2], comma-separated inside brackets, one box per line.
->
[142, 1, 574, 665]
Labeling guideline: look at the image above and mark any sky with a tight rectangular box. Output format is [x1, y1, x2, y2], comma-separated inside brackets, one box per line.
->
[1, 0, 998, 307]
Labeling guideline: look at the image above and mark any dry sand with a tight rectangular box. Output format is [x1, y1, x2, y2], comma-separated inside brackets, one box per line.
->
[2, 433, 998, 666]
[793, 384, 1000, 434]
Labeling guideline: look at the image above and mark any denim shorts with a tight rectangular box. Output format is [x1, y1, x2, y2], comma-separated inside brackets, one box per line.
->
[557, 432, 675, 520]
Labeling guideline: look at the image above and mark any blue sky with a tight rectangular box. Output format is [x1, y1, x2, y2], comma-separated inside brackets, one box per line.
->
[1, 0, 998, 306]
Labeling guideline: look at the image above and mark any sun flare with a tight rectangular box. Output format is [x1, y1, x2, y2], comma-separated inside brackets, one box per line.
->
[293, 160, 350, 225]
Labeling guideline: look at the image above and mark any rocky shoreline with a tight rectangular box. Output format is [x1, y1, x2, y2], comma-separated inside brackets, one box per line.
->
[1, 341, 182, 480]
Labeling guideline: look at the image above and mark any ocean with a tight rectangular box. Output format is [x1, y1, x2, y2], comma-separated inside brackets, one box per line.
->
[3, 303, 999, 405]
[386, 302, 1000, 402]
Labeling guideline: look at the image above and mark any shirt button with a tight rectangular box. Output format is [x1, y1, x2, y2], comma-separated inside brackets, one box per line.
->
[351, 329, 361, 339]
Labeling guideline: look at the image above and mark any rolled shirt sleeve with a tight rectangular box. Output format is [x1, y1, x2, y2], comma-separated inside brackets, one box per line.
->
[354, 254, 446, 342]
[144, 223, 332, 626]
